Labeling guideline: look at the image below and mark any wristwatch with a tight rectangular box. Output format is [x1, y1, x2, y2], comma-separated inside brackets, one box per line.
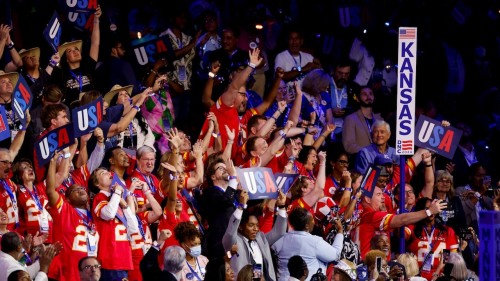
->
[425, 208, 432, 217]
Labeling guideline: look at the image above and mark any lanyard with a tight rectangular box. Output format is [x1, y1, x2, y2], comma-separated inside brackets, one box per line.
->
[365, 116, 373, 133]
[76, 208, 94, 232]
[333, 87, 345, 108]
[136, 215, 146, 240]
[288, 50, 301, 71]
[138, 170, 156, 193]
[307, 170, 316, 181]
[69, 70, 83, 92]
[24, 185, 44, 211]
[1, 180, 16, 205]
[186, 258, 203, 281]
[331, 176, 340, 188]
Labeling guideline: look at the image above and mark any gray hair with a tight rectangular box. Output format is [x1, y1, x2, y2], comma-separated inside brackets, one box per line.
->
[448, 252, 468, 280]
[372, 120, 391, 134]
[137, 145, 155, 160]
[163, 245, 186, 274]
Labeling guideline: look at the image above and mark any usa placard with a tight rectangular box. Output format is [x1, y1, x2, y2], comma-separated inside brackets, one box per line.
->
[12, 75, 33, 131]
[43, 11, 62, 53]
[35, 124, 75, 167]
[237, 167, 279, 200]
[0, 106, 10, 141]
[414, 115, 462, 159]
[396, 27, 417, 155]
[71, 97, 104, 137]
[131, 35, 174, 66]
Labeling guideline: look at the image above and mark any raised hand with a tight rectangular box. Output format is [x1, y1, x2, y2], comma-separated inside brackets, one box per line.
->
[248, 48, 263, 67]
[238, 190, 249, 206]
[94, 127, 104, 143]
[318, 151, 327, 164]
[277, 100, 287, 113]
[192, 140, 203, 159]
[225, 125, 235, 141]
[166, 127, 182, 149]
[210, 60, 221, 75]
[275, 67, 284, 79]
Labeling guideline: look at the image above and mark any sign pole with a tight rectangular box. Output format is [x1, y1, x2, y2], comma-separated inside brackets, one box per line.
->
[399, 156, 406, 254]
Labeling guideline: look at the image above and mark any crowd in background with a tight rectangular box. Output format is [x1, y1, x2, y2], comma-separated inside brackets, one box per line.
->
[0, 0, 499, 281]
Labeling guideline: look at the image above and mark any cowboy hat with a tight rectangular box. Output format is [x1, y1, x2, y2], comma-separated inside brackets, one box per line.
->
[58, 40, 83, 57]
[0, 71, 19, 87]
[103, 84, 134, 104]
[19, 47, 41, 61]
[334, 259, 357, 281]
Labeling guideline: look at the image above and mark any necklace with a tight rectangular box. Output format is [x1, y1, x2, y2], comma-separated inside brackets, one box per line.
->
[0, 95, 11, 104]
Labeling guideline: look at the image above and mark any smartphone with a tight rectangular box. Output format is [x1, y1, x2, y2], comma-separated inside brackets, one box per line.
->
[252, 264, 262, 280]
[442, 249, 451, 263]
[376, 256, 382, 273]
[443, 263, 454, 276]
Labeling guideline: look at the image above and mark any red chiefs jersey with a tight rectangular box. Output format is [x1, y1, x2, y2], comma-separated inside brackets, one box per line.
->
[406, 225, 459, 280]
[0, 179, 19, 231]
[129, 211, 153, 281]
[47, 195, 99, 281]
[354, 206, 395, 260]
[127, 170, 162, 208]
[16, 183, 53, 242]
[92, 191, 133, 270]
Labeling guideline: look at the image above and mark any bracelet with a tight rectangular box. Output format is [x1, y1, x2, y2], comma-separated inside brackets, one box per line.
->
[276, 204, 286, 209]
[340, 187, 353, 192]
[277, 109, 284, 115]
[425, 164, 433, 167]
[208, 72, 216, 78]
[227, 140, 234, 144]
[7, 42, 14, 50]
[288, 157, 295, 161]
[132, 105, 140, 111]
[49, 59, 57, 67]
[212, 132, 220, 138]
[271, 116, 277, 121]
[248, 62, 256, 69]
[279, 130, 287, 139]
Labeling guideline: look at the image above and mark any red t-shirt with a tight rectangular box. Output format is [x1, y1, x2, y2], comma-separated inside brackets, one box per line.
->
[92, 191, 133, 270]
[406, 225, 459, 280]
[0, 179, 19, 231]
[127, 170, 163, 208]
[354, 205, 395, 260]
[16, 183, 53, 242]
[47, 195, 99, 281]
[323, 176, 341, 201]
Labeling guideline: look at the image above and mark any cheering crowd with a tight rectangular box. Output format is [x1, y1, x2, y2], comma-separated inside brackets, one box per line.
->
[0, 2, 498, 281]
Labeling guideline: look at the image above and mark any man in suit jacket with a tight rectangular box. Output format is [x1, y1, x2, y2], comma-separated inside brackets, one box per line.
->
[200, 158, 240, 259]
[222, 190, 287, 281]
[342, 85, 383, 155]
[140, 237, 186, 281]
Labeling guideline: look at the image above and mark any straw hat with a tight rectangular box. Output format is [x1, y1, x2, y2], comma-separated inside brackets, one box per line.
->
[334, 259, 357, 281]
[58, 40, 83, 57]
[0, 71, 19, 87]
[103, 84, 133, 104]
[19, 47, 41, 61]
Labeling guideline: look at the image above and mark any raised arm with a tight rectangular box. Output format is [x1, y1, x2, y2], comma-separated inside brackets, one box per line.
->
[142, 183, 163, 223]
[420, 151, 434, 198]
[313, 124, 335, 150]
[4, 30, 23, 71]
[46, 152, 61, 206]
[108, 87, 152, 137]
[222, 125, 235, 163]
[338, 170, 353, 207]
[389, 199, 446, 228]
[9, 111, 29, 160]
[257, 101, 286, 138]
[207, 112, 222, 153]
[202, 61, 220, 109]
[302, 151, 326, 207]
[186, 141, 204, 188]
[221, 48, 262, 107]
[89, 5, 101, 61]
[287, 82, 303, 126]
[255, 67, 284, 114]
[259, 121, 293, 167]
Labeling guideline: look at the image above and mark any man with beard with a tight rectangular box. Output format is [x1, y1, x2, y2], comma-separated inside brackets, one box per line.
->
[342, 85, 383, 155]
[199, 158, 239, 259]
[328, 59, 353, 142]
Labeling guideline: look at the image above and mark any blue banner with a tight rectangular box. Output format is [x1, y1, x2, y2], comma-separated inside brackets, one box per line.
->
[479, 211, 500, 281]
[71, 96, 103, 137]
[131, 34, 174, 66]
[0, 106, 10, 141]
[35, 124, 75, 167]
[12, 75, 33, 131]
[43, 11, 62, 53]
[414, 115, 462, 159]
[274, 173, 299, 194]
[237, 167, 279, 200]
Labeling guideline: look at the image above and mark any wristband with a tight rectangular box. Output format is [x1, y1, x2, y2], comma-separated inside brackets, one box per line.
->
[425, 163, 433, 167]
[7, 42, 14, 50]
[212, 132, 220, 138]
[340, 187, 353, 192]
[271, 116, 277, 121]
[169, 173, 179, 181]
[228, 175, 237, 180]
[248, 62, 256, 69]
[49, 59, 57, 67]
[276, 204, 286, 209]
[288, 157, 295, 161]
[132, 105, 140, 111]
[279, 130, 286, 139]
[208, 72, 216, 78]
[114, 190, 123, 197]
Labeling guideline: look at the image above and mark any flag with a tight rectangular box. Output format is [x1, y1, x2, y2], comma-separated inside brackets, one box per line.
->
[400, 28, 416, 39]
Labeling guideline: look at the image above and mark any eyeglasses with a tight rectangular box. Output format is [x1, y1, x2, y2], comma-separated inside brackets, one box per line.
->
[82, 264, 101, 271]
[438, 179, 451, 184]
[405, 190, 414, 194]
[215, 166, 226, 172]
[69, 187, 86, 194]
[0, 160, 12, 166]
[337, 160, 349, 165]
